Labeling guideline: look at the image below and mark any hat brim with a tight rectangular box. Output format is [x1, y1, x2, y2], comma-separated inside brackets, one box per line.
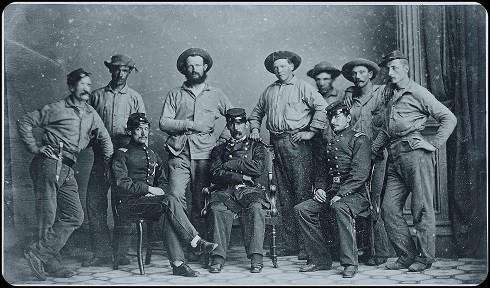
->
[177, 48, 213, 75]
[341, 59, 380, 82]
[307, 68, 341, 79]
[264, 51, 301, 74]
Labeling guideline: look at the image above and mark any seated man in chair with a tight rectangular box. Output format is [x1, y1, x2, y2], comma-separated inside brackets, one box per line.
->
[206, 108, 270, 274]
[111, 113, 218, 277]
[294, 101, 371, 278]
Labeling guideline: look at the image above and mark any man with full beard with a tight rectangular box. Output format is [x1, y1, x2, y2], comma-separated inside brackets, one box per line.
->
[159, 48, 233, 262]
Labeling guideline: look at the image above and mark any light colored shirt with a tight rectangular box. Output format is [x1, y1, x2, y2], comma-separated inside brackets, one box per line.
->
[349, 84, 385, 140]
[89, 83, 145, 140]
[159, 83, 233, 159]
[373, 78, 457, 151]
[249, 75, 328, 133]
[17, 96, 113, 163]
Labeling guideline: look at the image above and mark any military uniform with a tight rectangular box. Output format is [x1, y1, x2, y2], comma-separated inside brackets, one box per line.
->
[112, 136, 201, 264]
[295, 102, 371, 269]
[207, 133, 270, 264]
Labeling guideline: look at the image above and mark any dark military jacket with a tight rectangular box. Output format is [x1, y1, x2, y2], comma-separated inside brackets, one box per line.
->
[209, 137, 270, 212]
[112, 141, 168, 203]
[315, 126, 372, 198]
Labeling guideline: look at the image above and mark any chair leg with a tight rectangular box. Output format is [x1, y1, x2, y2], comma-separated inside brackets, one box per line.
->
[145, 221, 153, 265]
[136, 221, 145, 275]
[113, 226, 120, 270]
[271, 224, 278, 268]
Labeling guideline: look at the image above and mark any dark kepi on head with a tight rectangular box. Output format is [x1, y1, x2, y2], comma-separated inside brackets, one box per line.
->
[307, 61, 341, 79]
[341, 58, 380, 83]
[177, 48, 213, 75]
[264, 51, 301, 73]
[225, 108, 248, 123]
[378, 50, 408, 67]
[326, 100, 350, 118]
[127, 113, 150, 130]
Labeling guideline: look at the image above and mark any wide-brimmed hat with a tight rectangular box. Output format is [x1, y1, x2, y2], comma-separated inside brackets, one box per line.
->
[104, 54, 137, 71]
[378, 50, 408, 67]
[177, 48, 213, 75]
[307, 61, 341, 79]
[341, 58, 380, 82]
[264, 51, 301, 74]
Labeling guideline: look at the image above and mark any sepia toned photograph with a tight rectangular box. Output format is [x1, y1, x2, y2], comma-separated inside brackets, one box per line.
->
[2, 2, 487, 285]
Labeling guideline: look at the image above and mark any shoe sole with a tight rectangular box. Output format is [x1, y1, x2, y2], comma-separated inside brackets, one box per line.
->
[23, 250, 47, 281]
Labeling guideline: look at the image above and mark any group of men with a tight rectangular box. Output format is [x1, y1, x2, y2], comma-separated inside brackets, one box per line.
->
[17, 46, 456, 281]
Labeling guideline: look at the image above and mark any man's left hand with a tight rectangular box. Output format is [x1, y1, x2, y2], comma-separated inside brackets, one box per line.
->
[330, 195, 341, 206]
[291, 131, 315, 143]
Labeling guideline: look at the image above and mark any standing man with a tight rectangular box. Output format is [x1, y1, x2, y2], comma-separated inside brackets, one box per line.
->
[159, 48, 233, 258]
[340, 58, 392, 266]
[83, 54, 146, 267]
[18, 68, 113, 280]
[206, 108, 269, 274]
[111, 113, 218, 277]
[295, 101, 371, 278]
[249, 51, 328, 257]
[373, 50, 457, 272]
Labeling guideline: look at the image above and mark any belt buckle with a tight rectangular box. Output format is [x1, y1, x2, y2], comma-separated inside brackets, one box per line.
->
[333, 176, 340, 183]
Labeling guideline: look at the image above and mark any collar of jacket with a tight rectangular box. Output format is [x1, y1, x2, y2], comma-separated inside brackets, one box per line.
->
[64, 96, 93, 113]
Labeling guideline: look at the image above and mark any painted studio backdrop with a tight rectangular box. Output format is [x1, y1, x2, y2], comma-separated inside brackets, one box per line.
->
[3, 3, 486, 259]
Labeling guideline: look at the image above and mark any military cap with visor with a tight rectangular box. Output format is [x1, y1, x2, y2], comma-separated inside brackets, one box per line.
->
[177, 48, 213, 75]
[225, 108, 248, 124]
[264, 50, 302, 74]
[127, 113, 150, 131]
[326, 100, 350, 118]
[378, 50, 408, 67]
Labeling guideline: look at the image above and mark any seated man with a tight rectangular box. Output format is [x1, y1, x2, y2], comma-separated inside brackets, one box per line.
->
[111, 113, 218, 277]
[294, 101, 371, 278]
[206, 108, 270, 274]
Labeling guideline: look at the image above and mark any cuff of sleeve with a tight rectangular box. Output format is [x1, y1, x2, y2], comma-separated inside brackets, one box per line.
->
[309, 127, 320, 133]
[428, 140, 440, 149]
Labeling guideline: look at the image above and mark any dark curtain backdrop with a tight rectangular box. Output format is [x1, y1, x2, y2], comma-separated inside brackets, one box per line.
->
[421, 5, 487, 258]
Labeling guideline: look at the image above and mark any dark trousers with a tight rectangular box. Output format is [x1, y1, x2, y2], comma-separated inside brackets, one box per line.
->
[167, 143, 210, 236]
[28, 155, 84, 267]
[116, 194, 199, 263]
[381, 148, 436, 266]
[370, 153, 392, 258]
[208, 202, 266, 261]
[295, 194, 370, 266]
[271, 134, 312, 253]
[86, 138, 130, 258]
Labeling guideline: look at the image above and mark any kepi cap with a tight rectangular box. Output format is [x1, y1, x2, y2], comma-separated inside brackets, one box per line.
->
[127, 113, 150, 131]
[225, 108, 248, 123]
[378, 50, 408, 67]
[326, 100, 350, 118]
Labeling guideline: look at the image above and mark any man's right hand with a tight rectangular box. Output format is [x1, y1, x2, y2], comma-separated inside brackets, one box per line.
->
[250, 128, 261, 141]
[37, 145, 60, 160]
[342, 86, 356, 109]
[148, 186, 165, 196]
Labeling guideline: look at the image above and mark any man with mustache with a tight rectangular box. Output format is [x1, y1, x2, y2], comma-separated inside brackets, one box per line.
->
[340, 58, 392, 266]
[111, 113, 218, 277]
[295, 100, 371, 278]
[159, 48, 233, 263]
[83, 54, 146, 267]
[17, 68, 113, 280]
[249, 51, 328, 258]
[372, 50, 457, 272]
[206, 108, 270, 274]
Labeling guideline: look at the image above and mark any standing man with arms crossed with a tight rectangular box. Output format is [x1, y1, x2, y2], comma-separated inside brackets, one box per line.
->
[249, 51, 328, 258]
[83, 54, 146, 267]
[340, 58, 392, 266]
[18, 68, 113, 280]
[159, 48, 233, 261]
[373, 50, 457, 272]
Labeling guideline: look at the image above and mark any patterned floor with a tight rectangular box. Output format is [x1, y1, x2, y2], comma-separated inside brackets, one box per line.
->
[3, 245, 488, 285]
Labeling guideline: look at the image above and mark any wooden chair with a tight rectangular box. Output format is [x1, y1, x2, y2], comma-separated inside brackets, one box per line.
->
[201, 143, 279, 268]
[112, 208, 157, 275]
